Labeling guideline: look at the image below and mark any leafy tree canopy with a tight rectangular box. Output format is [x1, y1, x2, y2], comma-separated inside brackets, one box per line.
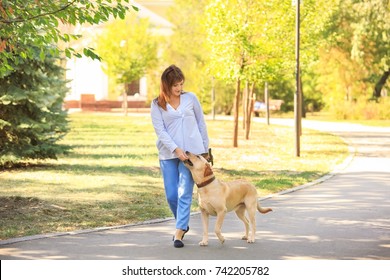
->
[95, 15, 158, 85]
[0, 0, 137, 77]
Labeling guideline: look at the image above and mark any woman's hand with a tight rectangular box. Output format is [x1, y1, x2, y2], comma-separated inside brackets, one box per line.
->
[174, 147, 188, 161]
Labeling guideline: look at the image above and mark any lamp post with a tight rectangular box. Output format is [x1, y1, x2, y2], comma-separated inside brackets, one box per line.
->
[293, 0, 301, 157]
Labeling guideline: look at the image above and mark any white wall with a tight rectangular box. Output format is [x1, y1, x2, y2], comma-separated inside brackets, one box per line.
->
[65, 57, 108, 101]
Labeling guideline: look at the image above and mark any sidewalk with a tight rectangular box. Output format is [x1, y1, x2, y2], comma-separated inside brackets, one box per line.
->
[1, 119, 389, 260]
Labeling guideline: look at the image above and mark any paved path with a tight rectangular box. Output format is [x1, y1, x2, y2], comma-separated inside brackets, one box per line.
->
[1, 119, 389, 260]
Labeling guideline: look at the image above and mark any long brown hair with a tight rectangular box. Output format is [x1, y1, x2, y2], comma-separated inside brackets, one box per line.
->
[155, 65, 185, 110]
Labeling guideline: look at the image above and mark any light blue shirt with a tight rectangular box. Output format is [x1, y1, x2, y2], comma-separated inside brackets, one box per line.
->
[151, 92, 209, 160]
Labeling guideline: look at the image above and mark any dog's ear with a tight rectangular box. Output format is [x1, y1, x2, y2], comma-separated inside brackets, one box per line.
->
[204, 163, 213, 177]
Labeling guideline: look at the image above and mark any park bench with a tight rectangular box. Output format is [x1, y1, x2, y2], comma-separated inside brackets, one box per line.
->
[253, 99, 284, 117]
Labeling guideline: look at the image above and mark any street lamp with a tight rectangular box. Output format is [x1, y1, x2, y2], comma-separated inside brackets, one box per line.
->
[293, 0, 302, 157]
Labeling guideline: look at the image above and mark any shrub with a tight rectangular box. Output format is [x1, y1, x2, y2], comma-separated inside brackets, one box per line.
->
[330, 96, 390, 120]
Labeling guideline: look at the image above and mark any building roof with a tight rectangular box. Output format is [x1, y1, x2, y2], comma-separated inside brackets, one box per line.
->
[133, 0, 173, 19]
[131, 1, 174, 33]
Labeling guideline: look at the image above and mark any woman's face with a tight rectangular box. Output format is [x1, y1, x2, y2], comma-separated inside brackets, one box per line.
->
[171, 80, 184, 97]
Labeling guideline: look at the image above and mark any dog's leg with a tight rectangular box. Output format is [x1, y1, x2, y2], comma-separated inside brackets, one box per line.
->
[215, 209, 227, 244]
[235, 205, 249, 240]
[199, 209, 209, 246]
[246, 205, 256, 243]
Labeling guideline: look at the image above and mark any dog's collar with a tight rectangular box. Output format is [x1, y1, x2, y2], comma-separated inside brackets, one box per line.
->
[196, 176, 216, 188]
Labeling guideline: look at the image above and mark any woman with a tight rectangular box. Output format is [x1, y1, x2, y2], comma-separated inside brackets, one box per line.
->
[151, 65, 209, 248]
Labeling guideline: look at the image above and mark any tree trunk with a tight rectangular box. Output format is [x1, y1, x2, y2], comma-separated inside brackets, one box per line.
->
[300, 75, 306, 118]
[123, 91, 128, 116]
[373, 69, 390, 99]
[265, 82, 270, 125]
[245, 82, 255, 140]
[242, 81, 248, 129]
[233, 78, 241, 147]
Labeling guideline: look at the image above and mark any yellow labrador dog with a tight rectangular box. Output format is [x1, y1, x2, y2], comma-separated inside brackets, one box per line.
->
[184, 151, 272, 246]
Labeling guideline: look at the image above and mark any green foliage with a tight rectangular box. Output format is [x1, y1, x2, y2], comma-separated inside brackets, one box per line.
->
[316, 47, 369, 104]
[202, 0, 336, 109]
[162, 0, 214, 113]
[294, 0, 336, 113]
[331, 96, 390, 120]
[161, 0, 388, 119]
[0, 0, 136, 77]
[348, 0, 390, 73]
[0, 49, 70, 168]
[348, 0, 390, 98]
[316, 0, 390, 115]
[204, 0, 268, 82]
[95, 14, 158, 89]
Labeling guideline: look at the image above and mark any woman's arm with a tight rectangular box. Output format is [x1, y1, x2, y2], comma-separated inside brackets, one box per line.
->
[192, 94, 209, 151]
[150, 101, 178, 153]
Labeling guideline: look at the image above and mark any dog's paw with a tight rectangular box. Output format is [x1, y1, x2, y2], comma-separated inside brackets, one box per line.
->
[247, 239, 255, 243]
[241, 236, 248, 240]
[199, 240, 208, 246]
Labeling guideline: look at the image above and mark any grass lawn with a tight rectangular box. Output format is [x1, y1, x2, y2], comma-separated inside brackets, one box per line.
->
[0, 112, 349, 240]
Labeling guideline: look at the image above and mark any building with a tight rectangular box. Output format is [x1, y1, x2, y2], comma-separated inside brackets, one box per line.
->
[64, 1, 173, 111]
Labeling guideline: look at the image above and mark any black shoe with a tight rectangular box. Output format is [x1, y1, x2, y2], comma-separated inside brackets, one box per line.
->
[182, 226, 190, 240]
[172, 226, 190, 241]
[173, 239, 184, 248]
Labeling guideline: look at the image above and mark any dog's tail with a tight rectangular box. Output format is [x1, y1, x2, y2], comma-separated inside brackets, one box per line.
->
[257, 202, 272, 214]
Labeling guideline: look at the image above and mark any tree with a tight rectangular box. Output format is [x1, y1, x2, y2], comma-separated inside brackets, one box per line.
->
[0, 0, 136, 77]
[348, 0, 390, 99]
[205, 0, 290, 147]
[0, 49, 69, 168]
[317, 0, 389, 113]
[95, 15, 158, 94]
[163, 0, 218, 114]
[205, 0, 253, 147]
[323, 0, 390, 99]
[0, 0, 138, 167]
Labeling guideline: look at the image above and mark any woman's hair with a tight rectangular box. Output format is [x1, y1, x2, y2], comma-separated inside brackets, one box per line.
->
[155, 64, 185, 110]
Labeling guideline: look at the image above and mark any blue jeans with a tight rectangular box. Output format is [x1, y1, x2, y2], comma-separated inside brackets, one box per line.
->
[159, 158, 194, 230]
